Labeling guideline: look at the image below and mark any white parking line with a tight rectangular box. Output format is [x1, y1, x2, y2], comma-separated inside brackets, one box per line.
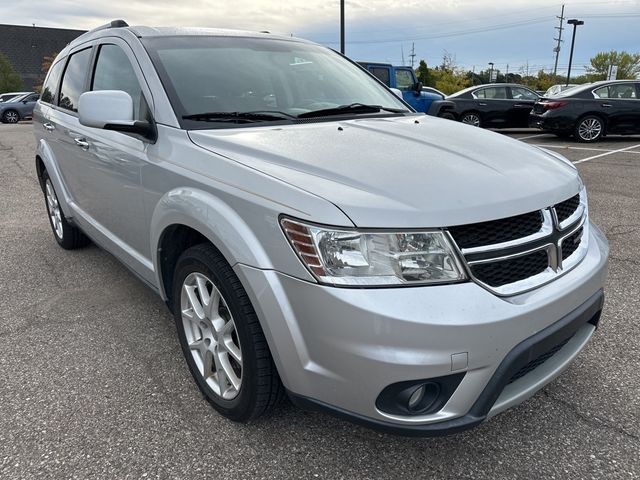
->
[514, 133, 550, 140]
[572, 143, 640, 164]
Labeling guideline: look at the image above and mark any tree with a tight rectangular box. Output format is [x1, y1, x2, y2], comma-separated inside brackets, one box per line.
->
[0, 53, 22, 93]
[416, 60, 433, 87]
[34, 52, 58, 93]
[586, 51, 640, 80]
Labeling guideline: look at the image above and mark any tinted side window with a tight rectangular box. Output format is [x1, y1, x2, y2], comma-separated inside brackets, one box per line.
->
[25, 94, 40, 102]
[511, 87, 538, 100]
[59, 48, 92, 112]
[370, 67, 390, 86]
[92, 44, 147, 120]
[475, 87, 507, 99]
[41, 61, 64, 104]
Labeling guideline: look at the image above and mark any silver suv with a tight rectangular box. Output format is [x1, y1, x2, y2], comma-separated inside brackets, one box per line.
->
[33, 20, 609, 436]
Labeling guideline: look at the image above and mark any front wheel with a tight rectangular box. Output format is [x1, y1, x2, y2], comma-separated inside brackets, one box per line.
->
[461, 112, 481, 127]
[574, 116, 604, 143]
[172, 243, 283, 422]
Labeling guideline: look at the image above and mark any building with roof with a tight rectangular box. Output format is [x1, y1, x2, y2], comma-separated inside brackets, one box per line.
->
[0, 24, 86, 92]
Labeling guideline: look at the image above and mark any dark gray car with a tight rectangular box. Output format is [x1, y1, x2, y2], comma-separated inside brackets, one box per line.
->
[0, 92, 39, 123]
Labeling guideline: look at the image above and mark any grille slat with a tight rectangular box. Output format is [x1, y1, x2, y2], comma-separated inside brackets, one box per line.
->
[470, 250, 548, 287]
[448, 211, 543, 249]
[562, 227, 583, 260]
[555, 194, 580, 224]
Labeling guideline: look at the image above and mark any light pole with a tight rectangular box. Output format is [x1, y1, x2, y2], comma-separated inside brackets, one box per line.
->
[488, 62, 494, 83]
[566, 19, 584, 86]
[340, 0, 345, 54]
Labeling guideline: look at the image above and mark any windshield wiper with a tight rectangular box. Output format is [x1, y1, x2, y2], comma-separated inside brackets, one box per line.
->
[182, 111, 295, 122]
[297, 103, 407, 119]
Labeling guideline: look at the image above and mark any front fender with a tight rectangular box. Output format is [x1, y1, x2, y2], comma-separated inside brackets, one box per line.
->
[150, 187, 275, 299]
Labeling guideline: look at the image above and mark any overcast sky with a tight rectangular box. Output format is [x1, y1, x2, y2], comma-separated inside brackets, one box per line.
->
[3, 0, 640, 75]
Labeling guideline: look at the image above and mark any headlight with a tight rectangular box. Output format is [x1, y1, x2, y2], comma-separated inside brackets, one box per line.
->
[281, 217, 467, 286]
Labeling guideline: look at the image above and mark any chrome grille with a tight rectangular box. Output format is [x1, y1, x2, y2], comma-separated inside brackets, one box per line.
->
[449, 188, 589, 296]
[449, 211, 543, 249]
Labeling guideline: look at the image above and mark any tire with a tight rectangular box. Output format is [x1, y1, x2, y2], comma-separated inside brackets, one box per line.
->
[172, 243, 283, 422]
[41, 171, 91, 249]
[574, 115, 604, 143]
[2, 110, 19, 124]
[461, 111, 482, 127]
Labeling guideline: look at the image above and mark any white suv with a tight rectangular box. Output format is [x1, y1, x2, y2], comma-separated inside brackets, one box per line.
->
[33, 20, 609, 436]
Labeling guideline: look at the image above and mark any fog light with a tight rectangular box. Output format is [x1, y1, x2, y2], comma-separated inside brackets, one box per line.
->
[376, 373, 465, 416]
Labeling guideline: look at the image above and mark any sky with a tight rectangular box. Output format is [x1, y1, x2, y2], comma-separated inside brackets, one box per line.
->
[2, 0, 640, 75]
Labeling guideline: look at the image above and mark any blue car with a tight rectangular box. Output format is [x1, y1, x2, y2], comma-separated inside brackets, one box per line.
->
[0, 92, 40, 123]
[358, 62, 455, 118]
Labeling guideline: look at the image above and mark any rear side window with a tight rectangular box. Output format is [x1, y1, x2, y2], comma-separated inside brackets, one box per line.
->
[370, 67, 390, 86]
[92, 44, 148, 120]
[474, 87, 507, 99]
[59, 48, 92, 112]
[41, 61, 64, 104]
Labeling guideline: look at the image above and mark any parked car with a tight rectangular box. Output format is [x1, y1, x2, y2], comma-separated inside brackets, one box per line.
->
[358, 62, 455, 118]
[34, 20, 608, 436]
[0, 92, 40, 123]
[544, 84, 578, 97]
[531, 80, 640, 142]
[447, 83, 540, 128]
[0, 91, 31, 102]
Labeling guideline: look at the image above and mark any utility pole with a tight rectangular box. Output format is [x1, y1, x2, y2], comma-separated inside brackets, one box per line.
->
[566, 19, 584, 86]
[409, 42, 416, 68]
[340, 0, 345, 54]
[506, 64, 509, 82]
[401, 45, 405, 66]
[553, 4, 565, 77]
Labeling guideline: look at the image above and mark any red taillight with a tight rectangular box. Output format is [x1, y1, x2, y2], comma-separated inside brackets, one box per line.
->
[543, 101, 568, 110]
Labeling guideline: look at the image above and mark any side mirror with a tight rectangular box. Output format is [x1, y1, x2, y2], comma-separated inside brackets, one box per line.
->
[390, 88, 403, 99]
[413, 81, 423, 94]
[78, 90, 155, 141]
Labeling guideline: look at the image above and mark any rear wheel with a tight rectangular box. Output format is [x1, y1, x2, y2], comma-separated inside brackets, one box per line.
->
[2, 110, 19, 124]
[574, 115, 604, 143]
[42, 171, 90, 249]
[461, 112, 481, 127]
[172, 243, 283, 422]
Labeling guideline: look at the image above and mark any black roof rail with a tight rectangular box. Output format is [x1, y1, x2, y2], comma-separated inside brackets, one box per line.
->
[72, 19, 128, 43]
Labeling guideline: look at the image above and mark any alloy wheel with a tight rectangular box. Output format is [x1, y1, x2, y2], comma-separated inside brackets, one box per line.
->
[4, 111, 19, 123]
[577, 117, 602, 141]
[45, 179, 63, 239]
[461, 113, 481, 127]
[180, 272, 242, 400]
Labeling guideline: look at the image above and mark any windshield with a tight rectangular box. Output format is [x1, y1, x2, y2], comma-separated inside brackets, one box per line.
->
[553, 83, 594, 98]
[142, 36, 409, 128]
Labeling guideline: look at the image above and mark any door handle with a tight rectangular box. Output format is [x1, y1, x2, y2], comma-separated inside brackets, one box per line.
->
[477, 102, 487, 106]
[74, 137, 90, 149]
[43, 122, 55, 132]
[513, 104, 527, 108]
[601, 103, 612, 108]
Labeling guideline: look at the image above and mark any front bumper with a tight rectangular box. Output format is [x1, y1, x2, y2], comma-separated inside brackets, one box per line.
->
[234, 223, 609, 436]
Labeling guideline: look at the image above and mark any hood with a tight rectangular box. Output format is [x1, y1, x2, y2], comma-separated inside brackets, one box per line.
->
[188, 115, 581, 228]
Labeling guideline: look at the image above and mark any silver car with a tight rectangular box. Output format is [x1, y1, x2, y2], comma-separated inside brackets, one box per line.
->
[33, 20, 609, 436]
[1, 92, 39, 123]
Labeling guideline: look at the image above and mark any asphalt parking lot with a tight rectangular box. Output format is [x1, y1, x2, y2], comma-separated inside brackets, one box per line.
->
[0, 122, 639, 479]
